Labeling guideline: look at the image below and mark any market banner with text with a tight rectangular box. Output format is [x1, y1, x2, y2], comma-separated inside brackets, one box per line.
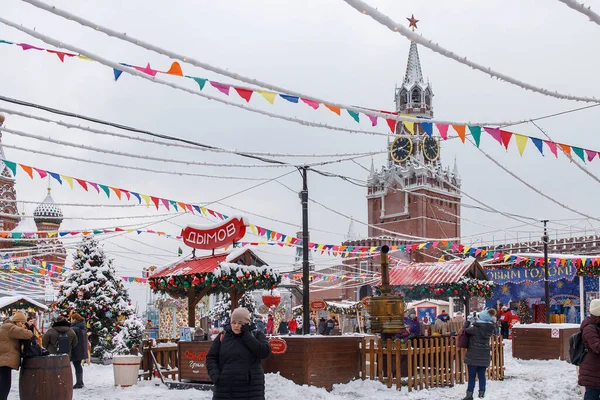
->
[484, 264, 577, 284]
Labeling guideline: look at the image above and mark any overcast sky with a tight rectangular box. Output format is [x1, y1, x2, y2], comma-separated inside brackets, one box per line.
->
[1, 0, 600, 310]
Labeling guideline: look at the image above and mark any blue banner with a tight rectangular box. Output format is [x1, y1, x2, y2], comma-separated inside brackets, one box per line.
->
[484, 264, 577, 284]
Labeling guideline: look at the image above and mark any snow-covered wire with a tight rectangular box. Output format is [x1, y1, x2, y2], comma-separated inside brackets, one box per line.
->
[18, 0, 565, 127]
[0, 107, 385, 159]
[556, 0, 600, 26]
[341, 0, 600, 104]
[2, 143, 271, 181]
[467, 138, 600, 222]
[0, 17, 401, 139]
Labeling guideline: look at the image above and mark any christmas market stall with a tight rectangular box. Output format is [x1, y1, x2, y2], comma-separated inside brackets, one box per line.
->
[148, 247, 280, 383]
[293, 300, 364, 334]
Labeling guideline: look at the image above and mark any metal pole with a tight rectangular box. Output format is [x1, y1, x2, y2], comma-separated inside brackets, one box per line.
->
[300, 166, 310, 335]
[542, 220, 550, 324]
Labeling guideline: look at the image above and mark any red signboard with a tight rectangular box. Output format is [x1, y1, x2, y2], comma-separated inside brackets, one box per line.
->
[178, 342, 212, 382]
[269, 338, 287, 355]
[310, 300, 327, 311]
[181, 216, 247, 250]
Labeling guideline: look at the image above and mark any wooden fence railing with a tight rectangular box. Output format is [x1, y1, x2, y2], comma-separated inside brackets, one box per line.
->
[360, 336, 504, 391]
[140, 343, 179, 381]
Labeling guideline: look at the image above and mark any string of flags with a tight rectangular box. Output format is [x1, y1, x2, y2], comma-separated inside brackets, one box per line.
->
[2, 39, 599, 162]
[0, 255, 67, 277]
[120, 276, 147, 284]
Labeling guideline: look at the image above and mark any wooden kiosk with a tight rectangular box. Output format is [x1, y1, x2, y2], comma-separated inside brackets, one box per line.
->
[148, 216, 281, 384]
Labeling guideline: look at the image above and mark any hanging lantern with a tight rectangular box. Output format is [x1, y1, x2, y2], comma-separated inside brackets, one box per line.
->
[262, 289, 281, 307]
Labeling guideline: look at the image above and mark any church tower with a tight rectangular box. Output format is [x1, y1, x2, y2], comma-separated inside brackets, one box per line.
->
[366, 16, 461, 262]
[0, 115, 19, 232]
[33, 187, 66, 266]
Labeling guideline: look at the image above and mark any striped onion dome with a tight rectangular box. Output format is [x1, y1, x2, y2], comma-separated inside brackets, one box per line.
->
[33, 188, 63, 226]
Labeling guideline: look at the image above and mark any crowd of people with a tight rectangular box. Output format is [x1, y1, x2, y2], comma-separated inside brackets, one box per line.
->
[256, 314, 340, 336]
[0, 311, 89, 400]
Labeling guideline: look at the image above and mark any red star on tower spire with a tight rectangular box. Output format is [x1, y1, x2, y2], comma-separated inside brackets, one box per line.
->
[407, 14, 419, 31]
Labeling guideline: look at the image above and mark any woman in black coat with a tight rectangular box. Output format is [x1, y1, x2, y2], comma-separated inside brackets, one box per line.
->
[462, 308, 497, 400]
[206, 307, 271, 400]
[69, 313, 89, 389]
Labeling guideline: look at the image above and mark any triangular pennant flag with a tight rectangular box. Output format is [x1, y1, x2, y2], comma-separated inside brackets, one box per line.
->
[325, 104, 341, 115]
[531, 137, 544, 155]
[483, 127, 502, 145]
[210, 81, 231, 96]
[113, 69, 123, 81]
[2, 160, 16, 176]
[109, 187, 122, 199]
[347, 110, 360, 123]
[437, 124, 449, 140]
[280, 94, 299, 103]
[75, 179, 88, 191]
[33, 168, 47, 179]
[121, 189, 131, 200]
[469, 126, 482, 147]
[61, 175, 74, 189]
[19, 164, 33, 179]
[150, 196, 160, 209]
[98, 184, 110, 198]
[193, 205, 201, 214]
[452, 125, 466, 143]
[421, 122, 433, 138]
[88, 182, 99, 193]
[500, 130, 513, 150]
[366, 114, 377, 126]
[558, 143, 571, 156]
[140, 194, 151, 206]
[48, 172, 62, 184]
[170, 200, 179, 211]
[129, 192, 142, 204]
[514, 134, 528, 156]
[190, 77, 207, 90]
[18, 43, 43, 51]
[234, 87, 253, 102]
[258, 91, 276, 104]
[544, 140, 558, 158]
[133, 63, 158, 77]
[585, 149, 597, 162]
[572, 146, 586, 162]
[160, 198, 170, 210]
[165, 62, 184, 76]
[301, 98, 320, 110]
[386, 119, 397, 133]
[178, 202, 188, 212]
[403, 121, 415, 134]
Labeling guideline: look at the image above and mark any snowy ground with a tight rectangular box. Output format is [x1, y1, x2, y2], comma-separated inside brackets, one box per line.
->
[8, 341, 582, 399]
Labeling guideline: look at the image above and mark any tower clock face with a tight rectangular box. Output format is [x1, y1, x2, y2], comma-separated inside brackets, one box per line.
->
[390, 136, 413, 163]
[422, 136, 440, 161]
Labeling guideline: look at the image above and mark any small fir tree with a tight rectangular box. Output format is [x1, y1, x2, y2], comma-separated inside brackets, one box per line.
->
[208, 292, 257, 326]
[55, 236, 134, 358]
[113, 316, 145, 355]
[517, 298, 532, 324]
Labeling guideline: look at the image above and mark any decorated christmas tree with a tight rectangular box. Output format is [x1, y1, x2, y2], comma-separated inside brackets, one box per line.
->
[517, 298, 532, 324]
[113, 316, 145, 355]
[55, 236, 134, 358]
[208, 292, 257, 326]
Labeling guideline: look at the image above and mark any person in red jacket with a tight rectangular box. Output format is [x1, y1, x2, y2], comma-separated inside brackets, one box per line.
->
[578, 299, 600, 400]
[498, 306, 513, 339]
[288, 318, 298, 335]
[265, 314, 275, 335]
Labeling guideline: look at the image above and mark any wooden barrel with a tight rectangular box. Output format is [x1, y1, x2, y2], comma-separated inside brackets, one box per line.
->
[19, 355, 73, 400]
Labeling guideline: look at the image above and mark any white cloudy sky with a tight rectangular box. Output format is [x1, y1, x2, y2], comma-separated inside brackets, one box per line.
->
[1, 0, 599, 309]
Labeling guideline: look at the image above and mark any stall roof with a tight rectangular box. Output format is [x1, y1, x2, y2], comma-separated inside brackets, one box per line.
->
[0, 295, 48, 311]
[388, 257, 488, 286]
[150, 248, 267, 278]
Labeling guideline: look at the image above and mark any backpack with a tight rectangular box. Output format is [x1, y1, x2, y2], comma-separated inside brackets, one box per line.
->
[55, 331, 71, 354]
[569, 325, 598, 366]
[21, 336, 48, 358]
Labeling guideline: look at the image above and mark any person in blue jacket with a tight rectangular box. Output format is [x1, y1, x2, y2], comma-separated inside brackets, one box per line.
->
[437, 310, 451, 323]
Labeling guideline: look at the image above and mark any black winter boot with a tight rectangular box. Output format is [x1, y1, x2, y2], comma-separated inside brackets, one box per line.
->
[478, 391, 485, 398]
[73, 372, 84, 389]
[462, 391, 474, 400]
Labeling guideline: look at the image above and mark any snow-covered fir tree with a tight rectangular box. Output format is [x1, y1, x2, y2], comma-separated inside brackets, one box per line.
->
[113, 316, 145, 355]
[55, 236, 134, 358]
[208, 292, 257, 326]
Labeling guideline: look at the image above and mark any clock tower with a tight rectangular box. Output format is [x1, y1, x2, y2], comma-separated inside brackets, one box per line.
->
[366, 18, 461, 262]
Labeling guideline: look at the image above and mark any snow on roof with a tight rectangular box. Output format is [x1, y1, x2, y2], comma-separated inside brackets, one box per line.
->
[388, 257, 486, 286]
[0, 295, 47, 311]
[11, 216, 38, 233]
[512, 323, 580, 330]
[407, 299, 450, 308]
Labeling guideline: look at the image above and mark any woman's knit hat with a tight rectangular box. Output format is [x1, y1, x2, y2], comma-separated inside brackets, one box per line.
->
[590, 299, 600, 317]
[230, 307, 251, 325]
[478, 309, 495, 322]
[12, 310, 27, 323]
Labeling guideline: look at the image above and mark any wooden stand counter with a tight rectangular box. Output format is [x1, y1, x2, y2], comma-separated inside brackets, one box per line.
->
[262, 335, 363, 391]
[512, 323, 579, 362]
[178, 341, 213, 383]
